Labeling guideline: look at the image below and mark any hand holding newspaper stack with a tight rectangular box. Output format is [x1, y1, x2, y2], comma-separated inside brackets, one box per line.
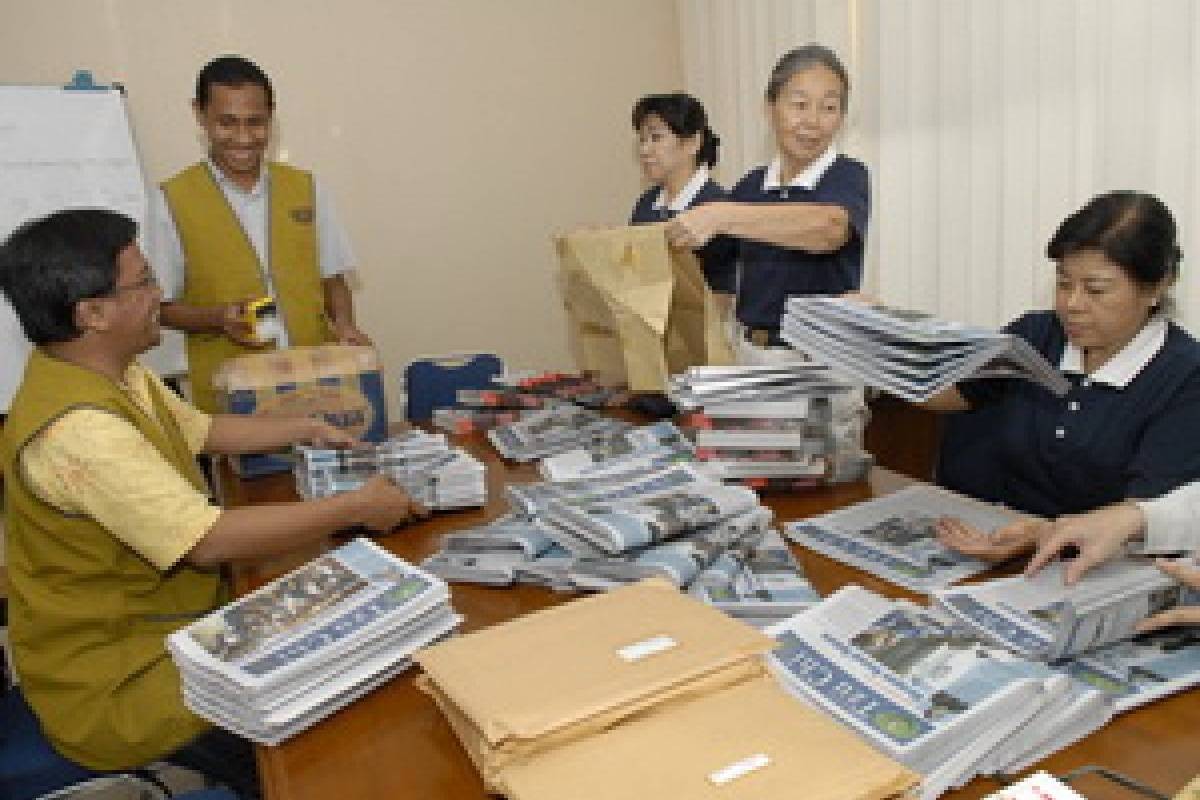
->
[167, 538, 461, 745]
[294, 430, 487, 510]
[780, 296, 1070, 401]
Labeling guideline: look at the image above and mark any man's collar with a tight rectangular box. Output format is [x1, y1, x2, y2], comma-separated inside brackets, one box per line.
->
[206, 158, 266, 197]
[1058, 314, 1168, 388]
[652, 167, 710, 213]
[763, 145, 838, 191]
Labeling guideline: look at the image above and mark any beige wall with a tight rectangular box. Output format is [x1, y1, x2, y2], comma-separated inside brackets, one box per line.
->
[0, 0, 683, 415]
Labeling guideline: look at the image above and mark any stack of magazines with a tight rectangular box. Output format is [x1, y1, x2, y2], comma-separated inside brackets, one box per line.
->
[767, 585, 1061, 799]
[295, 432, 487, 510]
[786, 485, 1026, 593]
[487, 405, 632, 462]
[780, 296, 1070, 401]
[167, 538, 461, 745]
[668, 366, 870, 490]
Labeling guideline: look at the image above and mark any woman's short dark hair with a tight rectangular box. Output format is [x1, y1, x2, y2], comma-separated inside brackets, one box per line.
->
[1047, 191, 1182, 288]
[195, 54, 274, 110]
[765, 43, 850, 107]
[0, 209, 137, 345]
[632, 92, 720, 169]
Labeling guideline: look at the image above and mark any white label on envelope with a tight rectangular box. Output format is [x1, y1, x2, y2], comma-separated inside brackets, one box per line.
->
[709, 753, 771, 785]
[616, 634, 677, 662]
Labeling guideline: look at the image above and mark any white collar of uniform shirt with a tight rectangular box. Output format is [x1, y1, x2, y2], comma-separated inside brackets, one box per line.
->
[652, 166, 711, 213]
[1058, 313, 1168, 388]
[206, 157, 267, 199]
[762, 145, 838, 192]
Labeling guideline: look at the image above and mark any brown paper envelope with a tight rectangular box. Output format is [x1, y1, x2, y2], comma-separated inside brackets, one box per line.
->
[501, 676, 921, 800]
[419, 656, 767, 790]
[414, 580, 773, 748]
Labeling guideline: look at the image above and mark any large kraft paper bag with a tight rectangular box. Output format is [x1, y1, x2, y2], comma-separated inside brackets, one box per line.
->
[556, 225, 733, 391]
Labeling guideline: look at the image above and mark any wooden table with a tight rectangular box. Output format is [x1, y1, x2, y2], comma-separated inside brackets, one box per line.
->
[222, 438, 1200, 800]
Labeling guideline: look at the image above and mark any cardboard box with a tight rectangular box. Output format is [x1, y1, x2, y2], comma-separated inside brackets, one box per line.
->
[213, 345, 387, 476]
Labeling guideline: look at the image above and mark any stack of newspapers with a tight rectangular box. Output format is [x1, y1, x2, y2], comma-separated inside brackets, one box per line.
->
[414, 580, 918, 799]
[923, 559, 1200, 777]
[294, 432, 487, 510]
[487, 405, 631, 462]
[780, 296, 1070, 401]
[422, 461, 819, 626]
[669, 366, 871, 489]
[768, 585, 1063, 799]
[785, 484, 1026, 593]
[430, 372, 631, 435]
[167, 538, 461, 745]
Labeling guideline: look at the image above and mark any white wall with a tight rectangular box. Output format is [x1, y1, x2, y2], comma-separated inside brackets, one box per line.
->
[679, 0, 1200, 331]
[0, 0, 684, 417]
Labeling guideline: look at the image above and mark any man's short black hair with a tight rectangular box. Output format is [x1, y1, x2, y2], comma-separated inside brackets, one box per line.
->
[0, 209, 136, 345]
[195, 54, 274, 110]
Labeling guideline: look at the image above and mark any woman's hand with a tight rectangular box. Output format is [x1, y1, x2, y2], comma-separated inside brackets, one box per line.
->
[665, 203, 727, 249]
[298, 418, 358, 449]
[1024, 502, 1146, 584]
[1136, 559, 1200, 633]
[935, 515, 1048, 562]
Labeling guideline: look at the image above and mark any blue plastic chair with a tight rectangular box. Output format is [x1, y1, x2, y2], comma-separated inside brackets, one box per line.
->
[0, 686, 99, 800]
[404, 354, 503, 422]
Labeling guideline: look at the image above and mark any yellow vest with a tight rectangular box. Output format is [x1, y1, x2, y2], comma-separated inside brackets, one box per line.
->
[0, 351, 224, 770]
[162, 161, 333, 412]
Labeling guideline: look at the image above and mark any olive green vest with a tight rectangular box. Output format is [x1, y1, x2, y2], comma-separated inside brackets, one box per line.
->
[0, 351, 224, 770]
[162, 161, 333, 412]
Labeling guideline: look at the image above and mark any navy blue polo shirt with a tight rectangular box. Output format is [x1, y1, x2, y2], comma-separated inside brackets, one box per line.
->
[630, 179, 737, 293]
[730, 155, 870, 330]
[937, 310, 1200, 518]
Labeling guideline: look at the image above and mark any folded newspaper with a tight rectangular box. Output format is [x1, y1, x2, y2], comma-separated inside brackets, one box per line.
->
[537, 420, 694, 482]
[780, 296, 1070, 401]
[295, 432, 487, 510]
[487, 405, 632, 462]
[785, 485, 1026, 593]
[767, 585, 1060, 800]
[933, 557, 1185, 661]
[167, 538, 461, 745]
[667, 364, 855, 411]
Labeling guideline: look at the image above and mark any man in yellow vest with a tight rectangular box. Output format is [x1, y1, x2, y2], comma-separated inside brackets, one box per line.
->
[0, 210, 422, 797]
[146, 54, 370, 412]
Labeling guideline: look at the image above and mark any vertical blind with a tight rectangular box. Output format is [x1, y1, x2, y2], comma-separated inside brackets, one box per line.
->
[679, 0, 1200, 330]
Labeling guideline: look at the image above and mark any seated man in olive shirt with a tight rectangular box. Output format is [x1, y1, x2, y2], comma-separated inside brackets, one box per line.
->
[0, 209, 422, 798]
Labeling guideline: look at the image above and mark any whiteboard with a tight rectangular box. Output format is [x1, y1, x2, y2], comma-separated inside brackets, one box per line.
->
[0, 86, 185, 412]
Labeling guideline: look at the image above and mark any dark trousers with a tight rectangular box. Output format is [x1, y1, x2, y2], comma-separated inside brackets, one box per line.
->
[165, 727, 261, 799]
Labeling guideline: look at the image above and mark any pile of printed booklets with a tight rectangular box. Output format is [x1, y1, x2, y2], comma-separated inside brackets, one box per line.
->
[764, 485, 1200, 797]
[414, 579, 920, 800]
[294, 429, 487, 510]
[167, 538, 461, 745]
[780, 296, 1070, 401]
[425, 418, 819, 629]
[431, 371, 629, 435]
[668, 364, 872, 489]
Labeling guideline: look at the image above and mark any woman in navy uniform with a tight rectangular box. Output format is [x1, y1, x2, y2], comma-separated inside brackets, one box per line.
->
[665, 44, 870, 352]
[927, 191, 1200, 562]
[629, 92, 735, 295]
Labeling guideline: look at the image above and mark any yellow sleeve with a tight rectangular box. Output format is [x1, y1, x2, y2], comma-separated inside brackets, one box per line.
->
[135, 363, 213, 453]
[20, 408, 222, 571]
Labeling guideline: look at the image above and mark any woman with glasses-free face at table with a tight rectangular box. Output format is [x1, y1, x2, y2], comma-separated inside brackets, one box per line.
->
[665, 44, 870, 351]
[926, 191, 1200, 563]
